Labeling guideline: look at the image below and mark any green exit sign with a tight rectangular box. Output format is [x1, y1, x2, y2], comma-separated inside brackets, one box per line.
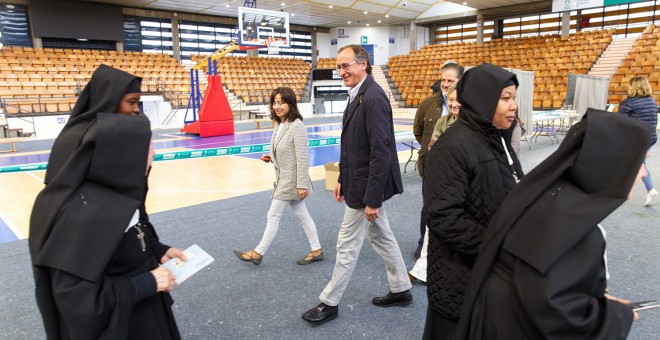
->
[360, 35, 368, 44]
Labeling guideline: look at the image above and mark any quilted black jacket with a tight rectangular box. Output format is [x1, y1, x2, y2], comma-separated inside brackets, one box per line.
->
[422, 63, 524, 320]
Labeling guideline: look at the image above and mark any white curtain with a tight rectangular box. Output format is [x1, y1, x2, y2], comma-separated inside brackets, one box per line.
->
[573, 74, 610, 118]
[507, 68, 534, 132]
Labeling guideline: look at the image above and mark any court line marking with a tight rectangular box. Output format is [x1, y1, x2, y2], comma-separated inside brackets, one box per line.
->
[0, 210, 25, 240]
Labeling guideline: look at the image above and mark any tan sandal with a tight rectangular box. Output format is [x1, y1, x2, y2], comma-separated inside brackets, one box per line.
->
[297, 249, 323, 265]
[233, 250, 262, 265]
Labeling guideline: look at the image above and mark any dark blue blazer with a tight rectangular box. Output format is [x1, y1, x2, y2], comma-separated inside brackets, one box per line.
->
[339, 75, 403, 209]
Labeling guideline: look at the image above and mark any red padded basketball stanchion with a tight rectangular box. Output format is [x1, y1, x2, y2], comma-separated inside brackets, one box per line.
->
[180, 74, 234, 137]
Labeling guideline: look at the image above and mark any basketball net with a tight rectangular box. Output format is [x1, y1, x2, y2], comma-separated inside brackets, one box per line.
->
[265, 37, 287, 55]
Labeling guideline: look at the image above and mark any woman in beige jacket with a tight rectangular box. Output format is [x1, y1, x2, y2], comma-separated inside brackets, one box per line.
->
[234, 87, 322, 265]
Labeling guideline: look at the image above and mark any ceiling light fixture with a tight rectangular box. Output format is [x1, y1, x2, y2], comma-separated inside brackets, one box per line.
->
[378, 20, 381, 23]
[347, 21, 351, 24]
[463, 1, 467, 5]
[364, 11, 368, 14]
[329, 5, 333, 8]
[385, 14, 389, 18]
[225, 4, 230, 8]
[281, 2, 285, 6]
[366, 24, 370, 26]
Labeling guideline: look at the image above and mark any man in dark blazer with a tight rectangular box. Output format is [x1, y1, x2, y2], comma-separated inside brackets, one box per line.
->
[302, 45, 411, 324]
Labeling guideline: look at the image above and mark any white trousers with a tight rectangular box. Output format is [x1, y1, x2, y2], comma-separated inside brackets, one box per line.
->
[319, 206, 412, 306]
[255, 199, 320, 255]
[409, 226, 429, 282]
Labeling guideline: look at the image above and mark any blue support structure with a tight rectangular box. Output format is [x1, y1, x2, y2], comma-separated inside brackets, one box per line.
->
[183, 68, 204, 124]
[184, 68, 197, 124]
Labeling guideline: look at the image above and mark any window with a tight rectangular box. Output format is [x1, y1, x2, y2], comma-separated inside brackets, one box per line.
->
[178, 20, 245, 61]
[0, 4, 32, 47]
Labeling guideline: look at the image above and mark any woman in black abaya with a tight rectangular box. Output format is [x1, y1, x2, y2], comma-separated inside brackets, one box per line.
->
[29, 65, 185, 339]
[455, 110, 649, 340]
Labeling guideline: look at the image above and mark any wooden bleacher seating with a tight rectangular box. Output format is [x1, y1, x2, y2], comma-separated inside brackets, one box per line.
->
[316, 58, 336, 69]
[0, 47, 191, 114]
[191, 54, 311, 105]
[387, 28, 615, 108]
[608, 24, 660, 107]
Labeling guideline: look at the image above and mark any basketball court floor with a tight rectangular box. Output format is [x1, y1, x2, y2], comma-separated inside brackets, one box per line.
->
[1, 115, 658, 338]
[0, 116, 418, 243]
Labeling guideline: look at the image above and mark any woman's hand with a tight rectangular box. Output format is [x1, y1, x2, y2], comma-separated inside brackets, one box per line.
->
[160, 247, 187, 264]
[150, 266, 176, 292]
[605, 293, 639, 321]
[298, 188, 308, 200]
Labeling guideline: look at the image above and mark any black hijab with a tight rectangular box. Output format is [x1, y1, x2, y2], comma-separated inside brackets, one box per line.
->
[45, 64, 142, 184]
[455, 109, 651, 339]
[457, 62, 519, 130]
[30, 113, 151, 281]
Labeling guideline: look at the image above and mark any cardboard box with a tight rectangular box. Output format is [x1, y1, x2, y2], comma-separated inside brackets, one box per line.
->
[324, 162, 340, 191]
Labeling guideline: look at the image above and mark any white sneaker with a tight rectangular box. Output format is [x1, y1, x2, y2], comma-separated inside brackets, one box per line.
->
[645, 188, 659, 207]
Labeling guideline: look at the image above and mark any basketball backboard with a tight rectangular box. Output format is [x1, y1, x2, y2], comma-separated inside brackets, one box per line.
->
[237, 7, 290, 48]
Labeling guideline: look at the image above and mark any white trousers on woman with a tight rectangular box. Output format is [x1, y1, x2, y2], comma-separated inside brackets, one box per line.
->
[255, 198, 320, 255]
[319, 206, 412, 306]
[409, 226, 429, 282]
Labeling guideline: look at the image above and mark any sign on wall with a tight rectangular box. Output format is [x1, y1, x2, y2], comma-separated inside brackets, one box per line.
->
[553, 0, 645, 12]
[360, 35, 368, 44]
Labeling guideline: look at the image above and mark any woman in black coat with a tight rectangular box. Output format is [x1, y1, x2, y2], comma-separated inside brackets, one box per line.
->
[422, 63, 523, 339]
[455, 110, 649, 339]
[29, 65, 185, 339]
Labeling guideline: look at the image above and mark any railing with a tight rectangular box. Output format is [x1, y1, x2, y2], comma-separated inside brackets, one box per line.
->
[155, 79, 185, 109]
[0, 99, 39, 138]
[0, 95, 77, 115]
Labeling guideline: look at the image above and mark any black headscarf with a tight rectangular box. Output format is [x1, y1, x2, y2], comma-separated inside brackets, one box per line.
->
[456, 109, 651, 338]
[30, 113, 151, 281]
[45, 64, 142, 184]
[457, 62, 519, 125]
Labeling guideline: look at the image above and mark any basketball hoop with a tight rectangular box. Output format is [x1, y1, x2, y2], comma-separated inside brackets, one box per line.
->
[265, 37, 287, 55]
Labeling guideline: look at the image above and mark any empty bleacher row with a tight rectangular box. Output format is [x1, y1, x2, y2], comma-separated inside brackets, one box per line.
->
[608, 24, 660, 106]
[317, 58, 336, 69]
[0, 46, 190, 114]
[388, 28, 616, 108]
[191, 55, 311, 104]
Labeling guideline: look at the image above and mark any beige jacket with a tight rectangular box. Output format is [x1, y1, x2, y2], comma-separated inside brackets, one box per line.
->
[270, 118, 313, 200]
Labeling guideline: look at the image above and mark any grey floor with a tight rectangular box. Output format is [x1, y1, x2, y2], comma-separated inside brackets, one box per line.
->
[1, 130, 658, 339]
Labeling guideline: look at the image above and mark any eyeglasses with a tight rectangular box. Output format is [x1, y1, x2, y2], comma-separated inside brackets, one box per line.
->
[336, 61, 357, 71]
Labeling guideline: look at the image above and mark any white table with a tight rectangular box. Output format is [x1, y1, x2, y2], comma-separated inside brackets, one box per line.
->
[531, 111, 580, 144]
[394, 131, 419, 173]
